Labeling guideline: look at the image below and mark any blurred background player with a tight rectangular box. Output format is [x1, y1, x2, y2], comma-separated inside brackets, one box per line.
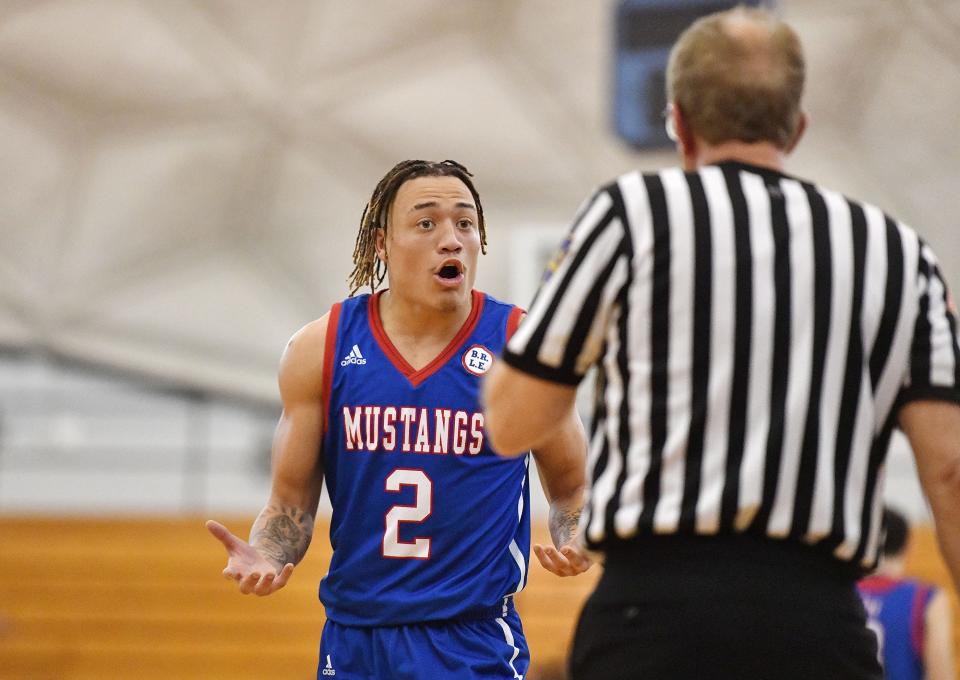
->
[859, 508, 956, 680]
[207, 159, 589, 679]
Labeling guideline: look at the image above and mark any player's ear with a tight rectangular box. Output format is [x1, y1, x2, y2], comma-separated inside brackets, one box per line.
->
[375, 227, 387, 263]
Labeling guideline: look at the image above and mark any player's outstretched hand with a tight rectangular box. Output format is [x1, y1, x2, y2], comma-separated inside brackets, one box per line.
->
[206, 519, 295, 596]
[533, 542, 592, 577]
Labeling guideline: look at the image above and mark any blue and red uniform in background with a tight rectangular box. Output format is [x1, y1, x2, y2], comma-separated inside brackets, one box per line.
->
[317, 290, 530, 679]
[859, 575, 937, 680]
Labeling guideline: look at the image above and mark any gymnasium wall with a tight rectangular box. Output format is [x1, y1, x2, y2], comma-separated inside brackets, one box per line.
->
[1, 517, 957, 680]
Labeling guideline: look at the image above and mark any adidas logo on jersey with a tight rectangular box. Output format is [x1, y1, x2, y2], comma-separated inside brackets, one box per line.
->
[340, 344, 367, 367]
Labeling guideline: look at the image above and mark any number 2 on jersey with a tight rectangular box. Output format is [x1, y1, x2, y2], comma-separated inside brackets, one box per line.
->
[383, 468, 432, 559]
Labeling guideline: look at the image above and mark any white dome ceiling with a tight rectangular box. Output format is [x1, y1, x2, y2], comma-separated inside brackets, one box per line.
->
[0, 0, 957, 402]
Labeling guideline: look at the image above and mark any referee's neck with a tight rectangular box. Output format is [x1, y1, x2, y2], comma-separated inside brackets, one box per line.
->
[687, 140, 787, 174]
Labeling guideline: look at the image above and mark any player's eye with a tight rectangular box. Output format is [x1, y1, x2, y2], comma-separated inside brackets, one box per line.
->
[457, 219, 473, 229]
[417, 219, 434, 230]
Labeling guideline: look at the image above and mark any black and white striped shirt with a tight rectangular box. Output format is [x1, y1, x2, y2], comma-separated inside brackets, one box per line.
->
[503, 160, 960, 570]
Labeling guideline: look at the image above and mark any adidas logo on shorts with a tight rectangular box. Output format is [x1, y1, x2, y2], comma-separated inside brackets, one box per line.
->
[340, 344, 367, 367]
[322, 654, 336, 676]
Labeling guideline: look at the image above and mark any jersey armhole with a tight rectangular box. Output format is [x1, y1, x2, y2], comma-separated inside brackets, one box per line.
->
[322, 302, 343, 436]
[506, 306, 525, 342]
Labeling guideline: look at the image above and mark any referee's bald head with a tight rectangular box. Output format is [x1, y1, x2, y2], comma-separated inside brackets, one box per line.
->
[667, 6, 805, 150]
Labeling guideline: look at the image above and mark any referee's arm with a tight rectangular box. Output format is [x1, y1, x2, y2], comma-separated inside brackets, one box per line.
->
[484, 184, 630, 454]
[900, 402, 960, 593]
[484, 362, 579, 456]
[898, 243, 960, 593]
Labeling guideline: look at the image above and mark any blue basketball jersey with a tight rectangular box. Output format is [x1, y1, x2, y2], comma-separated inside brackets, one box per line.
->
[319, 290, 530, 626]
[858, 576, 936, 680]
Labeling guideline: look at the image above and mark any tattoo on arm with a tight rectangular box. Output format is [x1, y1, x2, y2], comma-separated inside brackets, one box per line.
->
[548, 505, 582, 549]
[251, 505, 314, 566]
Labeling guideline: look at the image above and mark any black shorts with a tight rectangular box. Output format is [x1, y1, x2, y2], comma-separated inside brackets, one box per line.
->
[570, 534, 882, 680]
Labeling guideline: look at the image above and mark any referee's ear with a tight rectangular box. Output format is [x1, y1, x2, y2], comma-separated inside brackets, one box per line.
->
[673, 102, 699, 170]
[785, 112, 808, 154]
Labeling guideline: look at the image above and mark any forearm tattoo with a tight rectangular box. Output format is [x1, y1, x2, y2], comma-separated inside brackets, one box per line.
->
[549, 505, 582, 549]
[251, 505, 314, 566]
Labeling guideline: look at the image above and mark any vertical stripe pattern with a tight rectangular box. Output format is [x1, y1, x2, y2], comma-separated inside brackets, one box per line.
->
[503, 162, 960, 570]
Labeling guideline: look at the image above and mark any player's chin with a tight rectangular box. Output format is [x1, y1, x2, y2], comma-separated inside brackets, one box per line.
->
[432, 272, 466, 290]
[430, 279, 470, 305]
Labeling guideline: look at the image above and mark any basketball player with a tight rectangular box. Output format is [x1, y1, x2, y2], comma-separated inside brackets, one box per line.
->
[859, 508, 955, 680]
[207, 160, 590, 679]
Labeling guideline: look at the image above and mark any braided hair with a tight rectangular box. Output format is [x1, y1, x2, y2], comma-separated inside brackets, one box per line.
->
[348, 159, 487, 295]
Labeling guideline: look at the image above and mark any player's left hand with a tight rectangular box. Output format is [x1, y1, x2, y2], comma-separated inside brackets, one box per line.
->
[533, 542, 592, 577]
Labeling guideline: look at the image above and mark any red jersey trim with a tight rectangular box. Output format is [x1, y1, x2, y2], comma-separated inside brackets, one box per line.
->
[369, 290, 485, 388]
[506, 306, 525, 342]
[858, 575, 898, 594]
[910, 584, 932, 657]
[322, 302, 343, 435]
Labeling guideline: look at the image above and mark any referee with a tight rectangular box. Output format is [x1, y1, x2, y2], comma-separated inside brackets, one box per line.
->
[484, 7, 960, 680]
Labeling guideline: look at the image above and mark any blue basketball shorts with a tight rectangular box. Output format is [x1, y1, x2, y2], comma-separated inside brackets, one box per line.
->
[317, 609, 529, 679]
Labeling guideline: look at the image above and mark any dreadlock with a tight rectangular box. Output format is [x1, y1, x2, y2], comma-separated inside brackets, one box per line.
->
[348, 159, 488, 295]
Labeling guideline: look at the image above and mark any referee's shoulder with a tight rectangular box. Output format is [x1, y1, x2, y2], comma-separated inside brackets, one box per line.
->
[592, 166, 668, 205]
[600, 167, 672, 191]
[598, 165, 698, 196]
[809, 177, 921, 239]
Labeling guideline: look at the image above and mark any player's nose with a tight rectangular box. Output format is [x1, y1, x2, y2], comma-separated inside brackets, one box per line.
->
[436, 219, 463, 252]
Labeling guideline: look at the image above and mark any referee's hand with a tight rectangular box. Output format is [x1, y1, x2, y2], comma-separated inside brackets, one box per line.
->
[533, 542, 592, 577]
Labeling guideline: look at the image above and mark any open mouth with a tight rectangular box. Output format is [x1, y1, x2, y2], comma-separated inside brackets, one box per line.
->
[435, 260, 464, 285]
[438, 264, 461, 279]
[436, 261, 463, 278]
